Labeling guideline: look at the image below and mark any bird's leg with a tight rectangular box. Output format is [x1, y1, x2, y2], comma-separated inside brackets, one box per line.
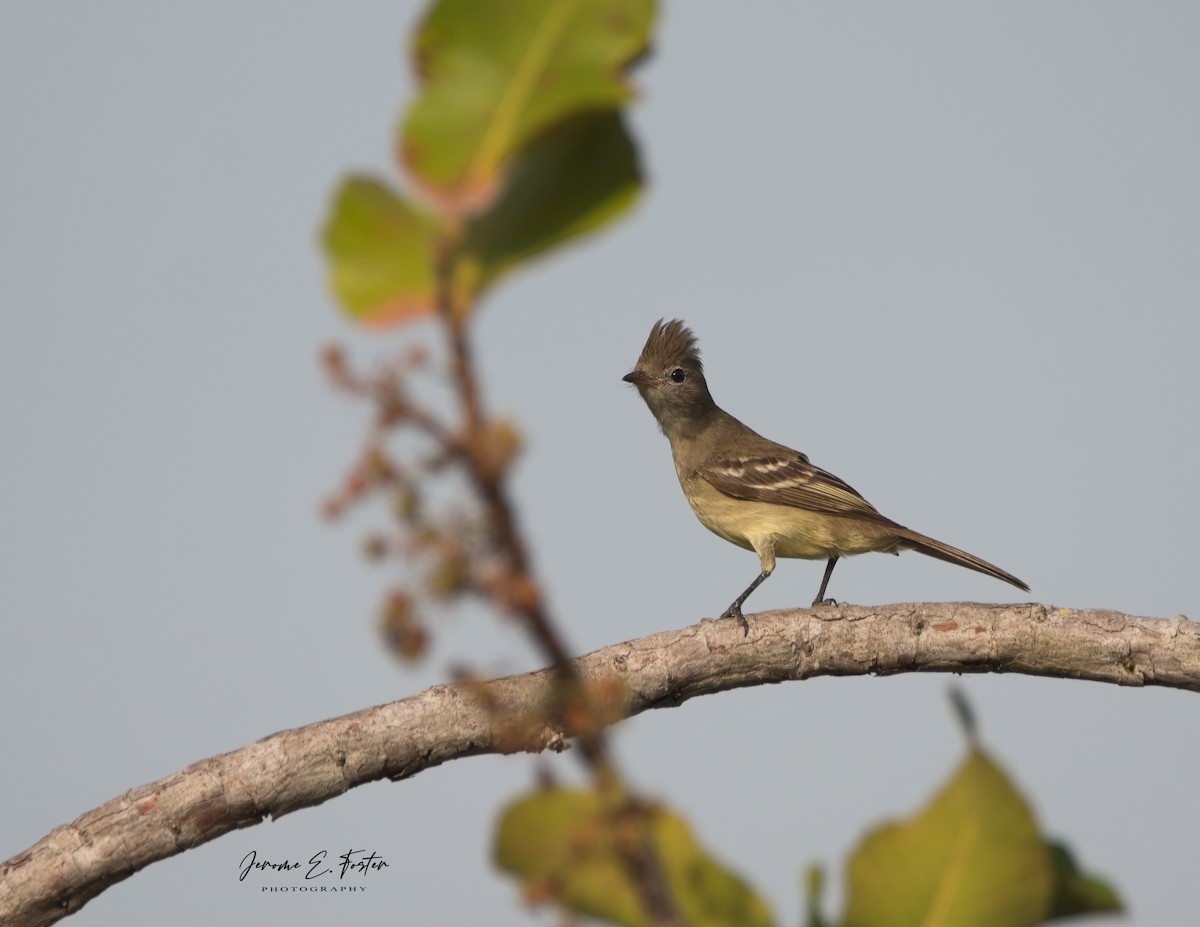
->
[721, 568, 773, 635]
[811, 555, 839, 607]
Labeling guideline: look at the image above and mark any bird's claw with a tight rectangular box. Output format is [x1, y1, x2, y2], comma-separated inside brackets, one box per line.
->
[811, 597, 839, 608]
[721, 604, 750, 636]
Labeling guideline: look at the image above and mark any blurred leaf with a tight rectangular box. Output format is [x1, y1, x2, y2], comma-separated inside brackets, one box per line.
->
[402, 0, 654, 210]
[495, 788, 775, 927]
[948, 685, 978, 742]
[322, 177, 442, 325]
[1045, 841, 1123, 920]
[843, 747, 1052, 927]
[460, 108, 641, 297]
[804, 864, 831, 927]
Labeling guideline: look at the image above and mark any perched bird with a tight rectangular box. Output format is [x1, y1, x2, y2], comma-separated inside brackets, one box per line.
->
[623, 319, 1029, 633]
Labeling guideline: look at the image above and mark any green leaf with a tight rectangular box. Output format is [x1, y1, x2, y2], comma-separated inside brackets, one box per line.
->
[1045, 841, 1123, 921]
[494, 788, 775, 927]
[948, 685, 979, 742]
[843, 747, 1053, 927]
[460, 108, 642, 297]
[402, 0, 654, 209]
[321, 176, 442, 326]
[803, 864, 831, 927]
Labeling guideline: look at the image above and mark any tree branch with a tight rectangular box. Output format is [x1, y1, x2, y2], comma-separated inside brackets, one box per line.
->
[3, 602, 1196, 926]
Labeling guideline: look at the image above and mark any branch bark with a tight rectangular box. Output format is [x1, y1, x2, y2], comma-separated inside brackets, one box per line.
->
[3, 602, 1196, 926]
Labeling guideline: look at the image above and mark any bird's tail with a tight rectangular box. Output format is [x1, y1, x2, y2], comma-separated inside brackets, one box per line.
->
[895, 528, 1030, 593]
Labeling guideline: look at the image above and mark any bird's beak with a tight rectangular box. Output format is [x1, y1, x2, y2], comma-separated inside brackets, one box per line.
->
[622, 369, 651, 386]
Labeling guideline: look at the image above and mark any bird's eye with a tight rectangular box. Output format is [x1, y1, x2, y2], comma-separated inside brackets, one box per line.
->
[669, 368, 686, 383]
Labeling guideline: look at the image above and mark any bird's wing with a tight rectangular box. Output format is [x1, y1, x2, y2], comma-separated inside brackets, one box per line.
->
[701, 452, 891, 522]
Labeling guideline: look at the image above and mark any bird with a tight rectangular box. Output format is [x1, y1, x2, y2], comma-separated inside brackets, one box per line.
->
[622, 319, 1029, 633]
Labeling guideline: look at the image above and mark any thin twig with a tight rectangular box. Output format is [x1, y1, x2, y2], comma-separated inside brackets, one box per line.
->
[430, 235, 676, 922]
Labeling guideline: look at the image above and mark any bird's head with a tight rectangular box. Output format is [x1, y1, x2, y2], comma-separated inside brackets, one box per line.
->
[623, 319, 716, 434]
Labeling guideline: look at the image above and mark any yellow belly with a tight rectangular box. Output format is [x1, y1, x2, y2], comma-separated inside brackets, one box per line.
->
[682, 475, 898, 561]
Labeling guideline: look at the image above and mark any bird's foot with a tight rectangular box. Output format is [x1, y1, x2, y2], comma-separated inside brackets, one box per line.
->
[811, 597, 839, 608]
[721, 603, 750, 636]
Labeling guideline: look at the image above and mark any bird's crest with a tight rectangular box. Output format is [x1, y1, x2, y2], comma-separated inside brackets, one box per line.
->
[636, 318, 703, 372]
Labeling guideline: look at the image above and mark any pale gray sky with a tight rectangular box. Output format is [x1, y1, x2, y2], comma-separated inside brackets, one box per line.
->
[2, 3, 1197, 925]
